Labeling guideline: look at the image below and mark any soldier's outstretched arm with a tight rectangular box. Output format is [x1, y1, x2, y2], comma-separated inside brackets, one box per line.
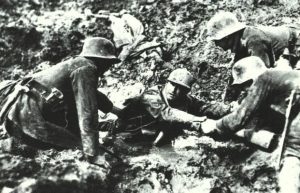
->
[71, 65, 100, 158]
[189, 97, 232, 119]
[96, 90, 123, 117]
[137, 88, 204, 132]
[203, 75, 272, 135]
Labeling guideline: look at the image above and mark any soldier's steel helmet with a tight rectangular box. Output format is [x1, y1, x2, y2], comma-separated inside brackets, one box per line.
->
[232, 56, 267, 85]
[167, 68, 196, 89]
[79, 37, 121, 63]
[206, 11, 246, 41]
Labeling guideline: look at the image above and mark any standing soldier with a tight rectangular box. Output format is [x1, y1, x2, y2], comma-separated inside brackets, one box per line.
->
[0, 37, 121, 167]
[201, 56, 300, 193]
[104, 68, 233, 146]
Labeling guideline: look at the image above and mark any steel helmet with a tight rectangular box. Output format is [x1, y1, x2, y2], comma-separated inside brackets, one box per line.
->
[79, 37, 121, 63]
[206, 11, 246, 41]
[167, 68, 196, 89]
[232, 56, 267, 85]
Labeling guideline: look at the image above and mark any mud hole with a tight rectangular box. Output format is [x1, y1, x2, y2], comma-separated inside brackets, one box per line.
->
[0, 0, 299, 192]
[110, 134, 279, 193]
[0, 128, 278, 193]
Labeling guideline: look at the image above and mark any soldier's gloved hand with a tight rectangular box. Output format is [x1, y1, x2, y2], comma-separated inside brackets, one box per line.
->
[200, 119, 220, 135]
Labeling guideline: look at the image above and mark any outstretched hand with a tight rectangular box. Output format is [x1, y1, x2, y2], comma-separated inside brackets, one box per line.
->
[196, 116, 207, 122]
[200, 119, 218, 135]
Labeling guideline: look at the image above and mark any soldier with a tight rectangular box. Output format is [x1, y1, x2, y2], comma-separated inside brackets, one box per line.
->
[206, 11, 300, 68]
[105, 68, 232, 146]
[201, 56, 300, 193]
[0, 37, 121, 167]
[206, 11, 300, 101]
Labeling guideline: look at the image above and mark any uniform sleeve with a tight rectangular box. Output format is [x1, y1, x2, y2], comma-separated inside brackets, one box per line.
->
[246, 37, 274, 68]
[188, 97, 231, 119]
[216, 75, 272, 134]
[70, 65, 99, 156]
[96, 91, 113, 114]
[141, 89, 200, 126]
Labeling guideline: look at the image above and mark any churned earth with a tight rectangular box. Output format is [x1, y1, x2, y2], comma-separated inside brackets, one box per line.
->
[0, 124, 278, 193]
[0, 0, 299, 192]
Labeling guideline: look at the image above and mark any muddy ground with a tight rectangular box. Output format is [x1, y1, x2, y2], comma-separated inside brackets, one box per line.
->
[0, 0, 299, 192]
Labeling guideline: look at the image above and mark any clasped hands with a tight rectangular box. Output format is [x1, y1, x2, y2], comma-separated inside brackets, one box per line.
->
[191, 116, 220, 135]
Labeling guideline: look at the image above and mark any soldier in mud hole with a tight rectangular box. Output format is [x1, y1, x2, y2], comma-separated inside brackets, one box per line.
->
[101, 68, 233, 146]
[206, 11, 300, 101]
[0, 37, 121, 167]
[201, 56, 300, 193]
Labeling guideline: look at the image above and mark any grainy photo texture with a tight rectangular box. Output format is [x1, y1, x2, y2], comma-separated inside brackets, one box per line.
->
[0, 0, 300, 192]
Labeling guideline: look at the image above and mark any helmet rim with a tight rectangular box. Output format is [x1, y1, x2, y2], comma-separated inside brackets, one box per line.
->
[208, 22, 246, 41]
[79, 37, 120, 63]
[206, 11, 246, 41]
[167, 68, 195, 90]
[231, 56, 267, 85]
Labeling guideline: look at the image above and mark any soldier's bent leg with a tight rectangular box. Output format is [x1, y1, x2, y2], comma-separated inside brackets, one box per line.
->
[278, 156, 300, 193]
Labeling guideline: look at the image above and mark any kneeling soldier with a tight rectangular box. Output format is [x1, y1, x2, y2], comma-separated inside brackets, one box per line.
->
[202, 56, 300, 193]
[0, 37, 120, 167]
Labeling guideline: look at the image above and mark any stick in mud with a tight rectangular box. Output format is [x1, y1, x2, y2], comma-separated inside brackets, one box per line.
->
[276, 89, 296, 170]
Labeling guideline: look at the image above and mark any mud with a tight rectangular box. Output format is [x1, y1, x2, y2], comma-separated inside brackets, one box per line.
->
[0, 0, 299, 193]
[0, 148, 110, 193]
[106, 133, 278, 193]
[0, 129, 278, 193]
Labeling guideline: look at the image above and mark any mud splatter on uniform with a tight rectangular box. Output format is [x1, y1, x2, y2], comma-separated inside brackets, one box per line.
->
[234, 26, 300, 68]
[116, 85, 231, 137]
[0, 57, 113, 157]
[216, 69, 300, 193]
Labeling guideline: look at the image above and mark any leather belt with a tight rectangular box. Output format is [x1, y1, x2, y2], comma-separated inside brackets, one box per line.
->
[23, 77, 64, 111]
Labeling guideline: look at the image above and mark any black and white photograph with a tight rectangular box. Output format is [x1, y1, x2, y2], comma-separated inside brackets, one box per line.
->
[0, 0, 299, 192]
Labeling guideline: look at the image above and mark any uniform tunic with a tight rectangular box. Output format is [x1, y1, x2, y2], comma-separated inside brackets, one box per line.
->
[0, 57, 113, 156]
[217, 69, 300, 157]
[225, 26, 299, 101]
[117, 85, 231, 136]
[235, 26, 299, 67]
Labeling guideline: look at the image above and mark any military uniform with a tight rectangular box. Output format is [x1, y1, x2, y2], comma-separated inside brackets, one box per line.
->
[217, 69, 300, 155]
[225, 26, 300, 101]
[115, 85, 231, 139]
[234, 26, 300, 68]
[215, 69, 300, 193]
[0, 56, 113, 157]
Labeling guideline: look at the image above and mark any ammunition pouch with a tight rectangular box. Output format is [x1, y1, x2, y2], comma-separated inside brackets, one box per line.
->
[23, 78, 64, 112]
